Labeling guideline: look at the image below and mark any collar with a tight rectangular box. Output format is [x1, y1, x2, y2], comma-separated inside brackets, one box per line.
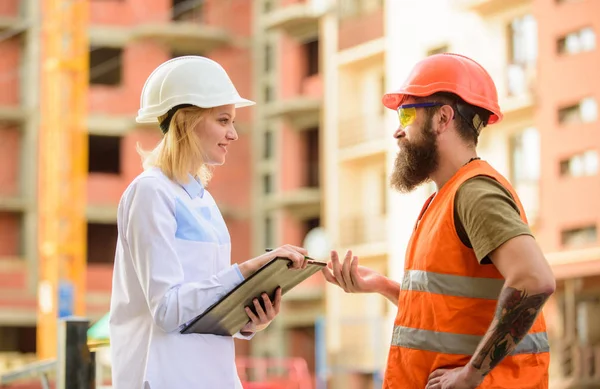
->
[180, 173, 205, 199]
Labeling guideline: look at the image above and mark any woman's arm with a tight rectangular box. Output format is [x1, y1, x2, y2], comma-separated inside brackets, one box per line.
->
[123, 177, 245, 333]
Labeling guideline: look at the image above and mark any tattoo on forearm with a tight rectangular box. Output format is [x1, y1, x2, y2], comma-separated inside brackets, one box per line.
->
[471, 286, 550, 374]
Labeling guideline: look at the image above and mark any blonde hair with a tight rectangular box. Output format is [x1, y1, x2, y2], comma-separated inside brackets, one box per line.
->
[136, 106, 213, 185]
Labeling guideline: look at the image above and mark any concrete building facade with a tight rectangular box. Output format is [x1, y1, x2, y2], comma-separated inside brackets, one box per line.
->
[0, 0, 255, 372]
[1, 0, 599, 387]
[323, 0, 600, 388]
[249, 0, 327, 383]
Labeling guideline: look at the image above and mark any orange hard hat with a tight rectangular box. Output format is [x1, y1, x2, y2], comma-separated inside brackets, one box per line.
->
[382, 53, 503, 125]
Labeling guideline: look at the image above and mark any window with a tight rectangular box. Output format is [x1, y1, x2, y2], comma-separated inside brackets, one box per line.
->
[305, 128, 320, 187]
[507, 15, 537, 96]
[88, 135, 121, 174]
[264, 0, 273, 13]
[87, 223, 118, 264]
[303, 218, 321, 241]
[264, 130, 273, 160]
[559, 97, 598, 125]
[305, 40, 319, 77]
[560, 150, 599, 177]
[304, 218, 320, 234]
[263, 174, 273, 194]
[0, 211, 23, 257]
[510, 127, 540, 219]
[0, 326, 36, 353]
[264, 85, 273, 102]
[264, 216, 273, 248]
[562, 225, 597, 247]
[508, 15, 538, 65]
[265, 43, 273, 73]
[558, 27, 596, 55]
[511, 127, 541, 183]
[89, 47, 123, 86]
[172, 0, 203, 22]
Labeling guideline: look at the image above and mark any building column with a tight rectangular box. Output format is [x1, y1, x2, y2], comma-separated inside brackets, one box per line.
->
[21, 0, 41, 296]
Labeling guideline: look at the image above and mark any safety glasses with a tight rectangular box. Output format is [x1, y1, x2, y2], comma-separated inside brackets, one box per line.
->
[397, 102, 444, 127]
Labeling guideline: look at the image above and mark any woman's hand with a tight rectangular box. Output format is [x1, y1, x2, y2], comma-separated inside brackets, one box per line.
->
[240, 287, 282, 335]
[238, 244, 308, 279]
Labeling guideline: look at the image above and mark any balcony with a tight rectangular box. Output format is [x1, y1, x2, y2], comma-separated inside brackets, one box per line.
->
[265, 187, 321, 218]
[338, 4, 384, 52]
[86, 204, 118, 224]
[132, 3, 232, 53]
[451, 0, 530, 15]
[264, 97, 321, 131]
[89, 25, 132, 48]
[339, 214, 387, 255]
[546, 247, 600, 280]
[338, 114, 387, 160]
[87, 114, 150, 136]
[331, 316, 388, 372]
[0, 106, 26, 125]
[0, 196, 27, 212]
[0, 15, 24, 33]
[552, 341, 600, 388]
[263, 1, 325, 40]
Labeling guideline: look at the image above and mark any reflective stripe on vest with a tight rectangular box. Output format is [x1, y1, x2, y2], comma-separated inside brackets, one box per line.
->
[391, 326, 550, 355]
[401, 270, 504, 300]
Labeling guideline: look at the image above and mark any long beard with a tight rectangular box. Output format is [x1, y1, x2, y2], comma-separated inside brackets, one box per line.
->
[390, 120, 439, 193]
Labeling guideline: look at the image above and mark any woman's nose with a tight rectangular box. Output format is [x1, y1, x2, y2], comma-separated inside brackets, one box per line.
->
[227, 127, 238, 141]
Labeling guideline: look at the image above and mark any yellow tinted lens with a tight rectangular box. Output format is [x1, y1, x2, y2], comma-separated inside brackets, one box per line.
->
[398, 107, 416, 127]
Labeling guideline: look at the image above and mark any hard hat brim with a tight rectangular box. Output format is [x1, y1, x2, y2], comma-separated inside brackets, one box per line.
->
[135, 96, 256, 124]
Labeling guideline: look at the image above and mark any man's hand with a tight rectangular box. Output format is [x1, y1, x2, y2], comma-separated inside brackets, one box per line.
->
[426, 366, 484, 389]
[322, 250, 401, 304]
[240, 287, 282, 335]
[322, 250, 383, 293]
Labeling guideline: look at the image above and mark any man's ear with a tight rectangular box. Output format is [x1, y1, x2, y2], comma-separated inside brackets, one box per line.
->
[435, 105, 454, 134]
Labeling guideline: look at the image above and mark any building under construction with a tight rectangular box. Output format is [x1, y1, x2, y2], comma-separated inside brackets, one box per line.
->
[1, 0, 600, 388]
[322, 0, 600, 388]
[0, 0, 260, 375]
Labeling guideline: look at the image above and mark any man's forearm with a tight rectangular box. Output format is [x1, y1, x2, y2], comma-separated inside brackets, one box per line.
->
[376, 276, 401, 306]
[467, 285, 552, 378]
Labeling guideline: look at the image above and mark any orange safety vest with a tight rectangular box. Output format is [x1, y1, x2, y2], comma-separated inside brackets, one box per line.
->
[383, 160, 549, 389]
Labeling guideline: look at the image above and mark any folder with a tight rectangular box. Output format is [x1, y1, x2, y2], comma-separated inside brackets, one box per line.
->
[180, 257, 326, 336]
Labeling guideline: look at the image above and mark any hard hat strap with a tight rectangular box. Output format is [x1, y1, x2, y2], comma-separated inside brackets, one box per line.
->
[159, 104, 195, 134]
[455, 103, 488, 136]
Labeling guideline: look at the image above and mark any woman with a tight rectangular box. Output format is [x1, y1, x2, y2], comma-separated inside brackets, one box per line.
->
[109, 56, 308, 389]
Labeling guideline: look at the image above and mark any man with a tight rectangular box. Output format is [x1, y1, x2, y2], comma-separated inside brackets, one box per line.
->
[322, 53, 555, 389]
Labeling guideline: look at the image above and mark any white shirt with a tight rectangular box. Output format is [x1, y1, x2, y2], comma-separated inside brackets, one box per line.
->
[109, 167, 252, 389]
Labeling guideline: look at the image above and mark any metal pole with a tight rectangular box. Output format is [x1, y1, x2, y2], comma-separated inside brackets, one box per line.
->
[315, 315, 327, 389]
[56, 317, 95, 389]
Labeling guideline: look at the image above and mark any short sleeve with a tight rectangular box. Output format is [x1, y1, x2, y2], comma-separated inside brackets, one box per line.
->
[454, 176, 533, 264]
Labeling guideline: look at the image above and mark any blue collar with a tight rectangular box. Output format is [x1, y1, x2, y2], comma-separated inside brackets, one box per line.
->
[180, 174, 205, 199]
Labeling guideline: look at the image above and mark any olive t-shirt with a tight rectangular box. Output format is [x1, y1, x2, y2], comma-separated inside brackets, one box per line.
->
[454, 176, 532, 264]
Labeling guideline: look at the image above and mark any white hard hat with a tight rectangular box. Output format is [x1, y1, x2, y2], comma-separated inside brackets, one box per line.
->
[136, 56, 255, 124]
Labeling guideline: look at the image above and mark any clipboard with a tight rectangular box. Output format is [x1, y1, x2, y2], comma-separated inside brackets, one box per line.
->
[180, 257, 326, 336]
